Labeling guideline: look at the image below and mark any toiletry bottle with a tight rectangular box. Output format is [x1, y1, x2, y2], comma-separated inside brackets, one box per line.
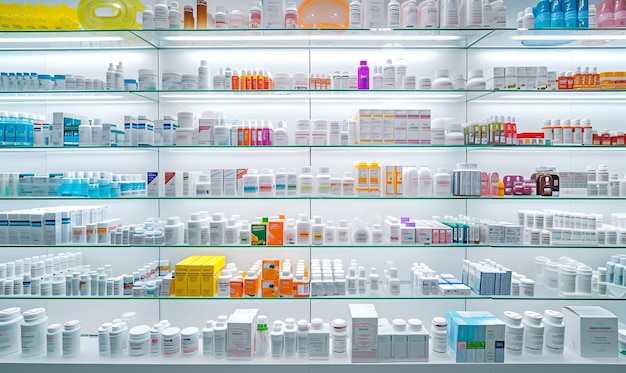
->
[255, 315, 270, 357]
[358, 60, 369, 90]
[271, 320, 284, 358]
[388, 0, 401, 28]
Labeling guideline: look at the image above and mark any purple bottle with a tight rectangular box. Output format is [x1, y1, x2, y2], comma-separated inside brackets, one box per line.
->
[358, 60, 369, 90]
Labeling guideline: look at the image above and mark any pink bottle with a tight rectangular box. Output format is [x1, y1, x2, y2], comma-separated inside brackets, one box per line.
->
[597, 0, 615, 27]
[615, 0, 626, 26]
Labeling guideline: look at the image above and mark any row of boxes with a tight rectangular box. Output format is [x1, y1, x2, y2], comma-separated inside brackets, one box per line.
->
[356, 109, 432, 145]
[446, 310, 505, 363]
[174, 255, 226, 297]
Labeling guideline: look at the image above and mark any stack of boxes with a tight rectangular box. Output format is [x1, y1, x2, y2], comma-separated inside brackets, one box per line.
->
[446, 311, 505, 363]
[357, 109, 431, 145]
[173, 255, 225, 297]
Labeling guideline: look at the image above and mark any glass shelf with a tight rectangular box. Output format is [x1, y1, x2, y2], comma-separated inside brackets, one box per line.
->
[0, 30, 154, 50]
[0, 90, 157, 104]
[133, 28, 494, 49]
[472, 27, 626, 49]
[0, 244, 485, 249]
[2, 28, 626, 51]
[470, 89, 626, 103]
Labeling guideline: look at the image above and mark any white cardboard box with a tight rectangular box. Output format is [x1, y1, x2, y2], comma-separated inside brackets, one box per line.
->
[349, 303, 378, 363]
[562, 306, 618, 357]
[226, 308, 258, 360]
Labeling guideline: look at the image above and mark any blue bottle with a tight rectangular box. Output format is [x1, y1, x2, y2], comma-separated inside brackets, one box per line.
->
[4, 112, 17, 146]
[14, 112, 28, 146]
[98, 178, 111, 198]
[563, 0, 578, 28]
[577, 0, 589, 27]
[87, 178, 100, 198]
[551, 0, 564, 27]
[58, 177, 73, 196]
[0, 111, 7, 146]
[535, 1, 552, 28]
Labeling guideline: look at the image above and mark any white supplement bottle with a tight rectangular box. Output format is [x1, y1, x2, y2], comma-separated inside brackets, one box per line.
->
[283, 318, 297, 359]
[522, 311, 544, 353]
[296, 319, 309, 359]
[503, 311, 524, 354]
[202, 320, 215, 357]
[62, 320, 81, 358]
[21, 308, 48, 357]
[430, 317, 448, 353]
[543, 310, 565, 354]
[331, 319, 348, 356]
[46, 323, 63, 356]
[161, 326, 181, 357]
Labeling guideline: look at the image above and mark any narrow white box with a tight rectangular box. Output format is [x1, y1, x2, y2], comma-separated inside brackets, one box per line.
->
[210, 169, 224, 196]
[349, 303, 379, 363]
[164, 171, 183, 197]
[147, 171, 163, 197]
[377, 318, 393, 362]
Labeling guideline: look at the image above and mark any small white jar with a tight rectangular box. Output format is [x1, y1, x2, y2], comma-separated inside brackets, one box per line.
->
[129, 325, 151, 356]
[466, 69, 487, 90]
[162, 327, 181, 357]
[521, 278, 535, 297]
[432, 70, 452, 90]
[181, 326, 199, 356]
[162, 69, 182, 90]
[430, 317, 447, 353]
[138, 69, 157, 90]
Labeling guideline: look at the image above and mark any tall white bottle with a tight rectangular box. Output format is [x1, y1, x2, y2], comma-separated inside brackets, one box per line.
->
[198, 60, 210, 90]
[441, 0, 460, 28]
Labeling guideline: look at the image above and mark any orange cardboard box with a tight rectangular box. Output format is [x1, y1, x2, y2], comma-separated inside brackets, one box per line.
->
[262, 280, 278, 298]
[267, 219, 284, 246]
[262, 258, 281, 280]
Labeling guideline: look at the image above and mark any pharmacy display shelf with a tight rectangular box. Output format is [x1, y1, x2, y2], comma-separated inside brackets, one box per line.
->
[471, 28, 626, 49]
[133, 28, 493, 50]
[0, 244, 487, 249]
[0, 30, 154, 51]
[469, 89, 626, 103]
[0, 90, 156, 104]
[0, 336, 624, 373]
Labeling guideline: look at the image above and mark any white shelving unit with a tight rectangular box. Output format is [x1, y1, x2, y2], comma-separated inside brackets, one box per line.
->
[1, 26, 626, 371]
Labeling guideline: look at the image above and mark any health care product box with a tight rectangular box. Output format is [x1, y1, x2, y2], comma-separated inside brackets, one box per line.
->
[174, 255, 225, 297]
[437, 274, 472, 296]
[446, 311, 505, 363]
[227, 308, 259, 360]
[562, 306, 618, 357]
[359, 109, 431, 145]
[465, 262, 512, 296]
[349, 303, 378, 363]
[51, 112, 88, 146]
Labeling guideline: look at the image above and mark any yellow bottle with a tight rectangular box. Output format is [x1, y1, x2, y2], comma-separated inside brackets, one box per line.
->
[77, 0, 144, 30]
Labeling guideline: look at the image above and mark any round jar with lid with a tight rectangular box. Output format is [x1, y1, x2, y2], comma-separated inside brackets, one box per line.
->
[162, 326, 181, 357]
[543, 310, 565, 353]
[432, 69, 452, 90]
[466, 69, 486, 90]
[522, 311, 544, 353]
[331, 319, 347, 355]
[0, 307, 22, 356]
[129, 325, 151, 356]
[430, 317, 447, 353]
[21, 307, 48, 357]
[181, 326, 199, 356]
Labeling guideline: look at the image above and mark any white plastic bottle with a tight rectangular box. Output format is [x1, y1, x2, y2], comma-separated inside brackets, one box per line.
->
[296, 320, 309, 358]
[522, 7, 534, 29]
[417, 166, 433, 196]
[369, 267, 380, 294]
[388, 0, 401, 28]
[481, 0, 492, 27]
[202, 320, 214, 357]
[154, 0, 169, 29]
[522, 311, 544, 354]
[142, 5, 155, 29]
[349, 0, 361, 28]
[311, 216, 324, 245]
[274, 121, 288, 146]
[213, 315, 228, 359]
[316, 166, 331, 196]
[337, 220, 350, 244]
[215, 5, 228, 28]
[383, 59, 396, 89]
[503, 311, 524, 354]
[441, 0, 460, 28]
[258, 169, 276, 197]
[298, 166, 314, 196]
[543, 310, 565, 354]
[249, 1, 262, 29]
[255, 315, 270, 357]
[105, 63, 115, 91]
[242, 169, 259, 196]
[114, 62, 124, 91]
[164, 217, 184, 245]
[285, 1, 298, 29]
[296, 214, 312, 245]
[198, 60, 210, 90]
[209, 212, 227, 245]
[405, 0, 419, 27]
[168, 1, 182, 29]
[433, 168, 451, 196]
[324, 221, 336, 244]
[283, 318, 297, 359]
[91, 119, 102, 146]
[271, 321, 284, 358]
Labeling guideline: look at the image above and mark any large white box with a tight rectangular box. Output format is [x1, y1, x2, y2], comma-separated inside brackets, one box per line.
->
[349, 303, 378, 363]
[226, 308, 258, 360]
[562, 306, 618, 357]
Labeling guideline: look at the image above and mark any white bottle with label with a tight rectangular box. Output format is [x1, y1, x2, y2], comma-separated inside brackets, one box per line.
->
[441, 0, 460, 28]
[298, 166, 314, 196]
[316, 166, 331, 196]
[274, 120, 288, 146]
[209, 212, 227, 246]
[164, 217, 184, 245]
[522, 311, 544, 354]
[383, 59, 396, 89]
[255, 315, 270, 357]
[283, 318, 297, 359]
[271, 321, 284, 358]
[296, 214, 312, 245]
[503, 311, 524, 354]
[202, 320, 214, 357]
[258, 169, 276, 197]
[213, 316, 228, 359]
[417, 166, 433, 196]
[324, 221, 336, 244]
[387, 0, 401, 27]
[311, 216, 324, 245]
[198, 60, 210, 90]
[296, 320, 309, 358]
[349, 0, 362, 28]
[114, 62, 124, 90]
[543, 310, 565, 354]
[242, 169, 259, 196]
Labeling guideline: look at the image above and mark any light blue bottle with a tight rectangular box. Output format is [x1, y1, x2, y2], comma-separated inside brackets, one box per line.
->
[79, 178, 89, 197]
[58, 177, 73, 196]
[71, 178, 82, 196]
[14, 112, 29, 146]
[98, 178, 111, 198]
[0, 111, 7, 146]
[563, 0, 577, 28]
[25, 113, 34, 147]
[4, 112, 17, 146]
[577, 0, 588, 27]
[0, 72, 8, 90]
[109, 178, 121, 198]
[535, 1, 552, 28]
[87, 178, 100, 198]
